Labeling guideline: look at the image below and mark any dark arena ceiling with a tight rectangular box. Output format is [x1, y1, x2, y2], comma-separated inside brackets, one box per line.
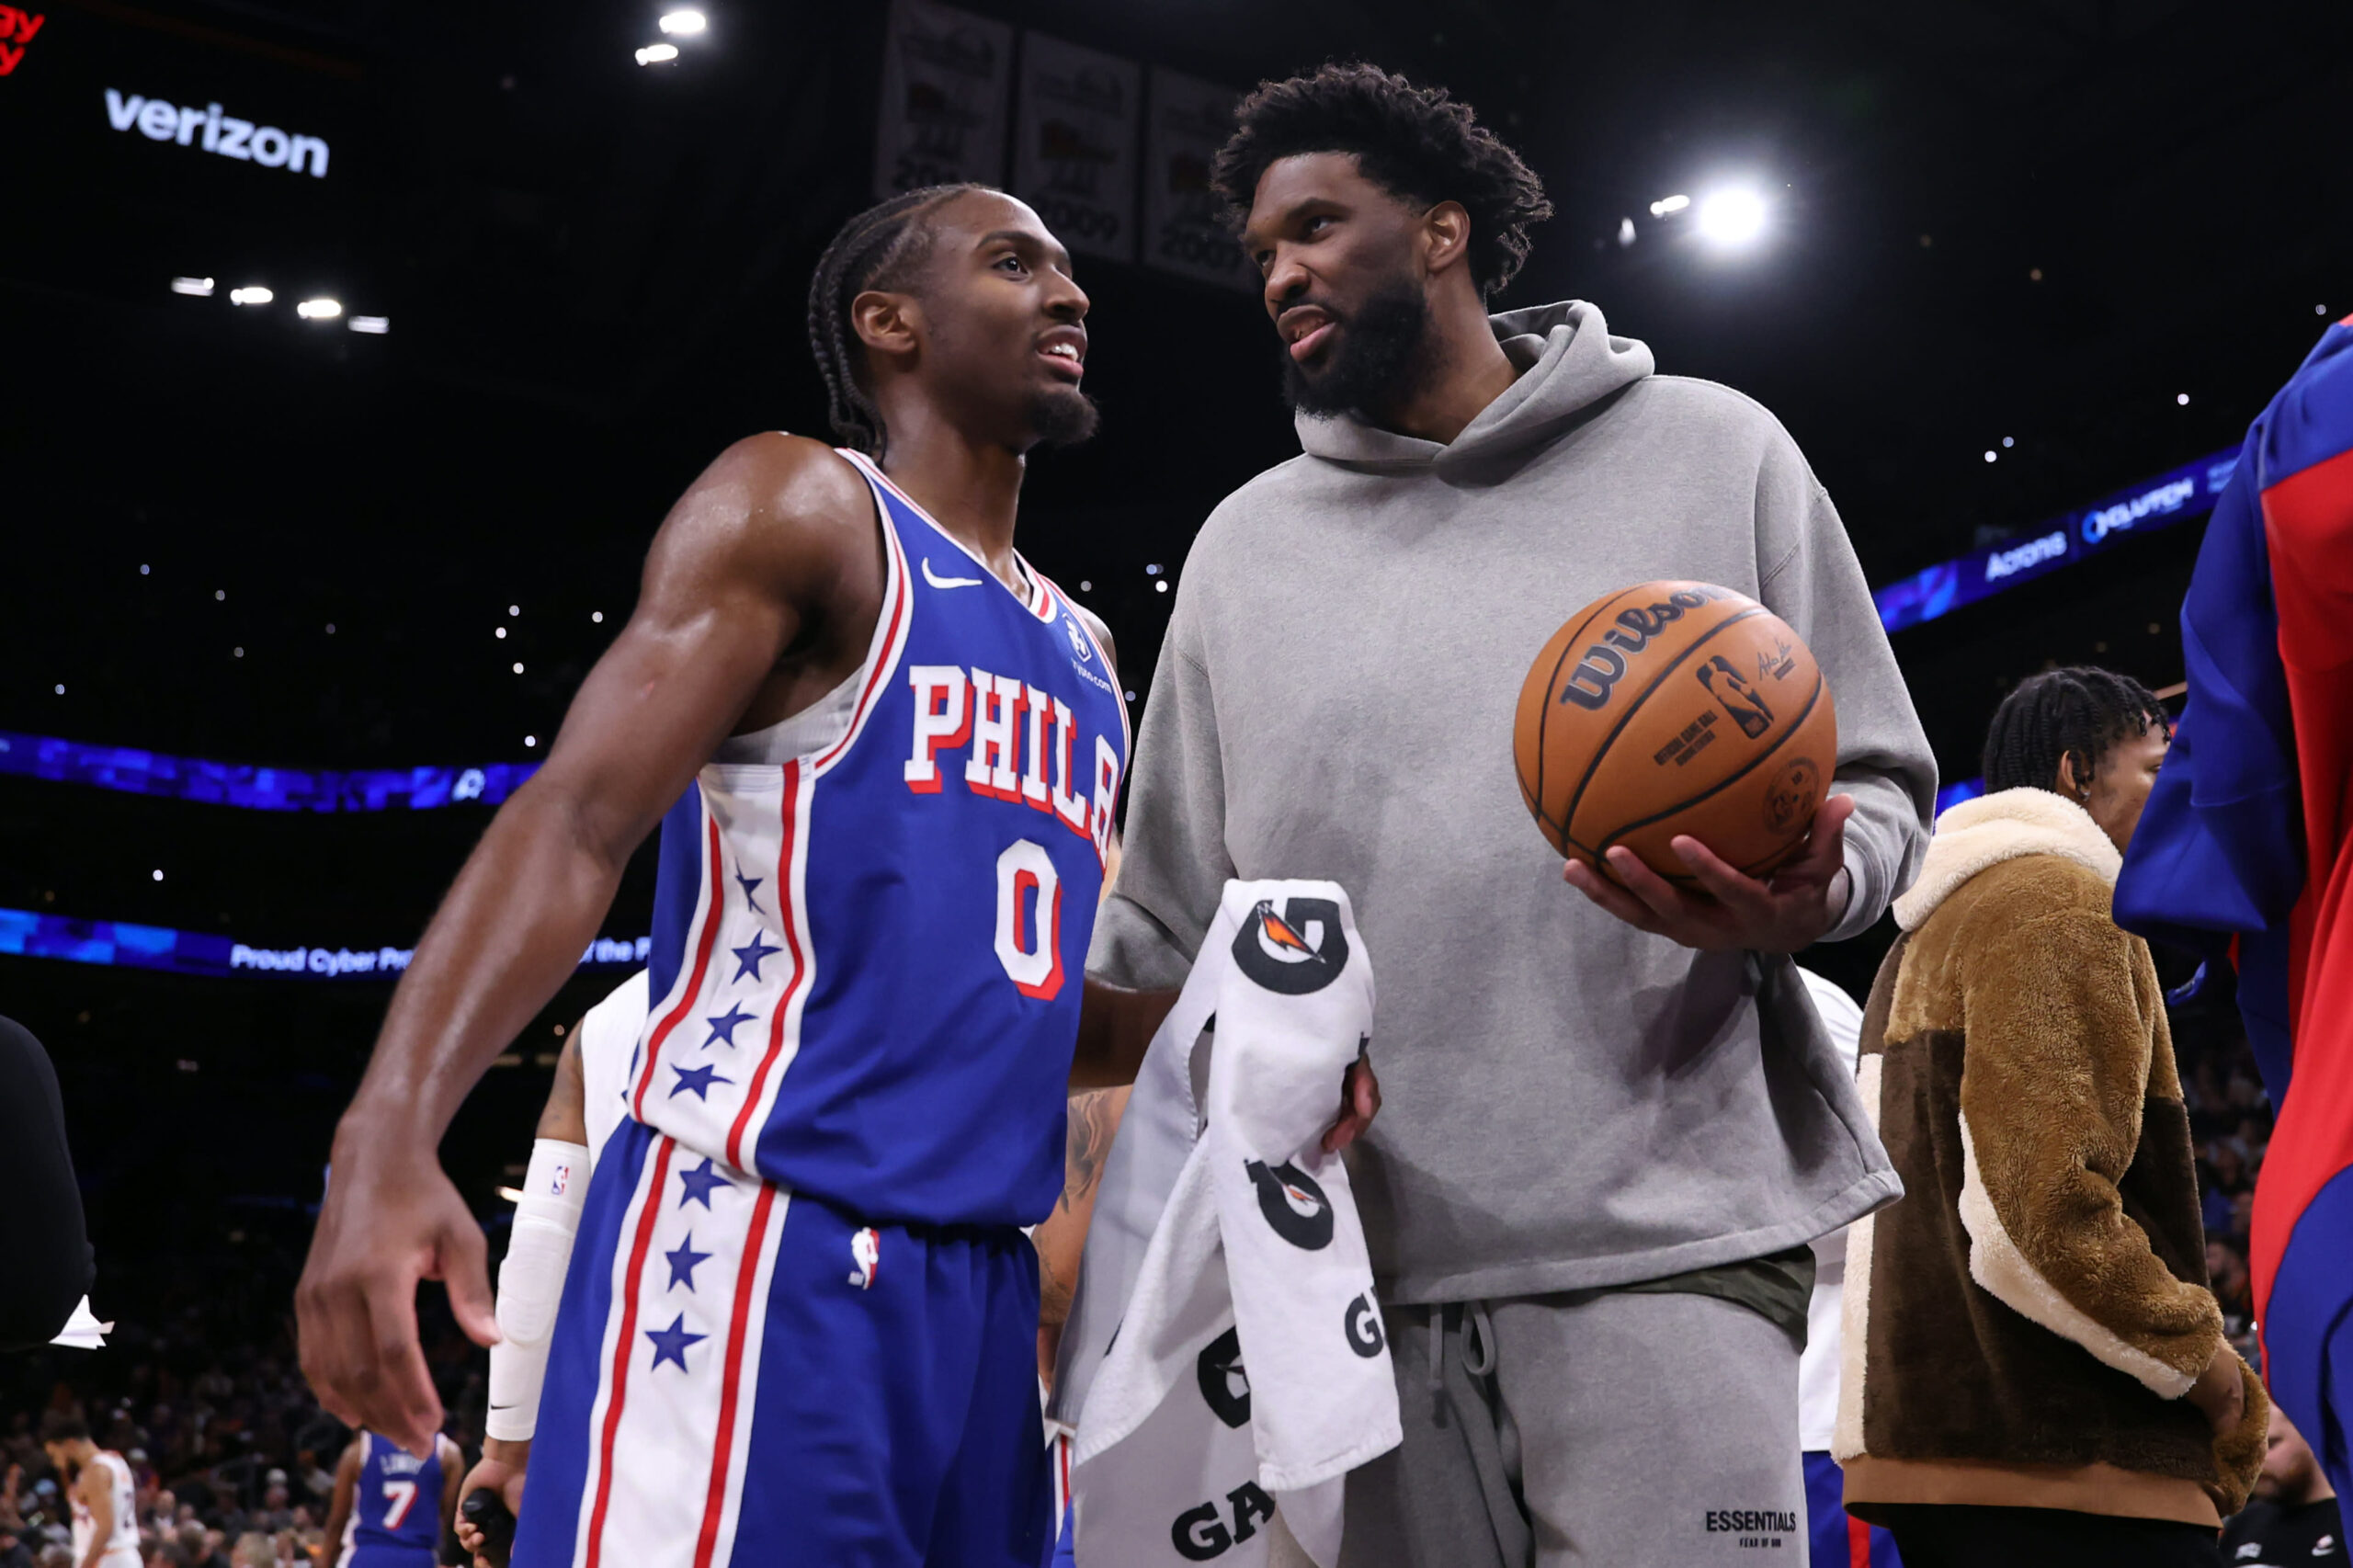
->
[1, 0, 2347, 1255]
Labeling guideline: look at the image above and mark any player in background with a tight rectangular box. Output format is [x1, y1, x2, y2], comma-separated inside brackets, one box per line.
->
[296, 181, 1376, 1568]
[39, 1414, 139, 1568]
[454, 971, 649, 1568]
[323, 1429, 463, 1568]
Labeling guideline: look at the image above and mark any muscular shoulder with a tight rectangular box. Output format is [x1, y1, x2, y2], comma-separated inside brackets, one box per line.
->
[644, 433, 876, 606]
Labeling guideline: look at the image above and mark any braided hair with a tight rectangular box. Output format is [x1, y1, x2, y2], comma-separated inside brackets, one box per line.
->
[1981, 665, 2169, 796]
[806, 184, 992, 459]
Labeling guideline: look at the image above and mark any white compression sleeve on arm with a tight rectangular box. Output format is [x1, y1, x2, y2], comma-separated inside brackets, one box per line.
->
[487, 1139, 590, 1441]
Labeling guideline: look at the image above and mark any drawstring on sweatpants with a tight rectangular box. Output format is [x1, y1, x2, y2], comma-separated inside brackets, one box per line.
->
[1461, 1302, 1497, 1377]
[1427, 1301, 1501, 1426]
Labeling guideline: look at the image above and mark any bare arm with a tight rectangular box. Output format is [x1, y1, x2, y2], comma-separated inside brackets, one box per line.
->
[74, 1464, 112, 1568]
[319, 1440, 360, 1554]
[539, 1023, 589, 1146]
[1036, 1084, 1131, 1369]
[298, 434, 876, 1454]
[438, 1437, 466, 1543]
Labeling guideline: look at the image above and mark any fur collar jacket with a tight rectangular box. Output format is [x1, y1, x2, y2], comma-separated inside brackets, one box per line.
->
[1838, 788, 2268, 1525]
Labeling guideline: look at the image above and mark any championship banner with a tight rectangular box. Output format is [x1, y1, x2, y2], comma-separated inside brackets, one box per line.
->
[1142, 68, 1252, 292]
[873, 0, 1013, 200]
[1011, 32, 1139, 263]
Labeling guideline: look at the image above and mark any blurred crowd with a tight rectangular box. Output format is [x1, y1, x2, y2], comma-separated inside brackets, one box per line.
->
[0, 1253, 483, 1568]
[2184, 1029, 2270, 1363]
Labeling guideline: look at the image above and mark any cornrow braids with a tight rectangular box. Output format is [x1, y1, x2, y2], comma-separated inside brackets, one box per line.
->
[806, 184, 992, 460]
[1981, 665, 2169, 797]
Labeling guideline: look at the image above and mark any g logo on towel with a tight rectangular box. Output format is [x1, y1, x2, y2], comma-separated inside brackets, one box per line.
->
[1231, 897, 1348, 995]
[1195, 1327, 1252, 1428]
[1344, 1292, 1384, 1358]
[1244, 1158, 1336, 1250]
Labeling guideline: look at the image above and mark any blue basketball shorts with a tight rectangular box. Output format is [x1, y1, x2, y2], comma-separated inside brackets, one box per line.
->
[511, 1120, 1051, 1568]
[1803, 1452, 1903, 1568]
[341, 1546, 436, 1568]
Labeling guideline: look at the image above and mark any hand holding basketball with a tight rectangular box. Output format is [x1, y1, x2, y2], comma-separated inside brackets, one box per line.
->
[1514, 580, 1846, 950]
[1563, 794, 1855, 951]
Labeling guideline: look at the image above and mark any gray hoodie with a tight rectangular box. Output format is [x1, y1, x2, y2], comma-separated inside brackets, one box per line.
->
[1089, 301, 1935, 1302]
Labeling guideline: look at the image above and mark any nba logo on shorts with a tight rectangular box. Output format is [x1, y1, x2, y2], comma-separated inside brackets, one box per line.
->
[848, 1227, 881, 1290]
[549, 1164, 570, 1197]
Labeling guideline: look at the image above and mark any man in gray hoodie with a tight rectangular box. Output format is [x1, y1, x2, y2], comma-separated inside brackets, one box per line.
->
[1086, 64, 1937, 1564]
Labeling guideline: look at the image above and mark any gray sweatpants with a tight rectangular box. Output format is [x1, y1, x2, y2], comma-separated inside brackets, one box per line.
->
[1338, 1290, 1806, 1567]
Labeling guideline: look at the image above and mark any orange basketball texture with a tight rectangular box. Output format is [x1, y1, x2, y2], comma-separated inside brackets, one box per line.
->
[1513, 581, 1836, 886]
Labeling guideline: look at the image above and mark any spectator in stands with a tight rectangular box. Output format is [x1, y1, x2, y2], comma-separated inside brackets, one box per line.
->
[1840, 666, 2268, 1563]
[173, 1526, 222, 1568]
[2209, 1239, 2255, 1336]
[224, 1536, 269, 1568]
[2221, 1403, 2344, 1564]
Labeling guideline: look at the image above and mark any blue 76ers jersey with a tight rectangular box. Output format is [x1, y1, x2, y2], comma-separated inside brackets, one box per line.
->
[625, 448, 1129, 1227]
[351, 1432, 441, 1555]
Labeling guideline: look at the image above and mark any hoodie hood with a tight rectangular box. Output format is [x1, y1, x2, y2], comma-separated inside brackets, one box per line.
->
[1294, 299, 1654, 474]
[1893, 787, 2123, 931]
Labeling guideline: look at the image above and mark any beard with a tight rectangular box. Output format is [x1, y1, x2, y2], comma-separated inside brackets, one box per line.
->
[1028, 384, 1101, 449]
[1280, 279, 1434, 419]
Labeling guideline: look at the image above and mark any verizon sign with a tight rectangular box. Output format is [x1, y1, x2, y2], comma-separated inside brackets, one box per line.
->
[104, 86, 329, 177]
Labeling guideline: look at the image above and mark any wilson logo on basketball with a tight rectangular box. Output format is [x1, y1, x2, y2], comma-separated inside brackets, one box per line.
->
[1514, 580, 1836, 888]
[1555, 586, 1726, 710]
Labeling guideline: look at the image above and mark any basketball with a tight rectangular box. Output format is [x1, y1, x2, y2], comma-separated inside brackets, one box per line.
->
[1514, 581, 1836, 886]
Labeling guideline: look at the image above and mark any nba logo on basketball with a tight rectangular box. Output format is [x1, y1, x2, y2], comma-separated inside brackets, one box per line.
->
[848, 1227, 881, 1290]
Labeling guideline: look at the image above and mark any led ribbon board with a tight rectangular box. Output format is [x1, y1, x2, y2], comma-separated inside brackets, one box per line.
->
[0, 731, 539, 811]
[1875, 446, 2243, 633]
[0, 908, 648, 980]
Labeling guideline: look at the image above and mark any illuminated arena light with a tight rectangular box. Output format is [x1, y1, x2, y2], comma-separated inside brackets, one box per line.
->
[228, 285, 273, 306]
[296, 297, 343, 320]
[0, 906, 646, 980]
[347, 315, 392, 335]
[1695, 187, 1768, 246]
[1648, 193, 1690, 218]
[171, 276, 215, 297]
[635, 42, 680, 64]
[0, 729, 540, 812]
[659, 9, 708, 35]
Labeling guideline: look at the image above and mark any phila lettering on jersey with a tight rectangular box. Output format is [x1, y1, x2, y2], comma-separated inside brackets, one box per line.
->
[627, 448, 1130, 1228]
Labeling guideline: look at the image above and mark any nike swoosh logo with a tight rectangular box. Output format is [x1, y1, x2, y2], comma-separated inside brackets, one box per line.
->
[922, 557, 983, 590]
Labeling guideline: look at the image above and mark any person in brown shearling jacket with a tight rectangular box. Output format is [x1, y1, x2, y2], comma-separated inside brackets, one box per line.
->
[1838, 668, 2268, 1566]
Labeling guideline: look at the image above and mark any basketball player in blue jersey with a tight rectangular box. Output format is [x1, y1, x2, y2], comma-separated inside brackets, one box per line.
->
[296, 183, 1378, 1568]
[324, 1429, 464, 1568]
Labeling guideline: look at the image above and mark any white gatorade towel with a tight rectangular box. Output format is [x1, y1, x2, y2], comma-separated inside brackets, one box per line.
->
[1056, 881, 1399, 1566]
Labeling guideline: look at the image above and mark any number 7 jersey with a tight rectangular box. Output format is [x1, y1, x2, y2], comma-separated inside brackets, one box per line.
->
[626, 449, 1129, 1228]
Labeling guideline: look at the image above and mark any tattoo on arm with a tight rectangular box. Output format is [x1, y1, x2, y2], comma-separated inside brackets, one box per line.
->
[1058, 1088, 1121, 1215]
